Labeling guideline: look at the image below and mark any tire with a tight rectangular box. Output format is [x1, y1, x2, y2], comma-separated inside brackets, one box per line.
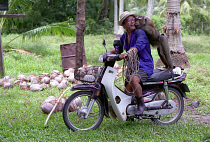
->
[63, 91, 104, 131]
[151, 87, 184, 125]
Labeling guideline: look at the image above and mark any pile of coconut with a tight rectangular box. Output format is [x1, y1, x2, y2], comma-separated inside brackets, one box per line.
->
[0, 63, 122, 92]
[0, 68, 78, 91]
[0, 63, 122, 114]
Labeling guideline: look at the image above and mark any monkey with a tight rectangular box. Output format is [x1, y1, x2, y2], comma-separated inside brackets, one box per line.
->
[135, 15, 174, 69]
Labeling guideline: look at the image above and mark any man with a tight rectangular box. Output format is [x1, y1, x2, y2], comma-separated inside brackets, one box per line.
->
[109, 11, 154, 116]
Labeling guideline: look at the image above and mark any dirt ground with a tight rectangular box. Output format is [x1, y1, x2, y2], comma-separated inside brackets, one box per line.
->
[183, 100, 210, 124]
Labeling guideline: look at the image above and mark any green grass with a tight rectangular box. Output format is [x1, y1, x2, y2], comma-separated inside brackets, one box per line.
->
[0, 34, 210, 141]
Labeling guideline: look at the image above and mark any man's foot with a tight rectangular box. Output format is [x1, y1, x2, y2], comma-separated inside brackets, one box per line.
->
[135, 96, 146, 116]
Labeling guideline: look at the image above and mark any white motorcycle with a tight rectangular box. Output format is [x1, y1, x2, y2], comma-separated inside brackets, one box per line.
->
[63, 39, 190, 131]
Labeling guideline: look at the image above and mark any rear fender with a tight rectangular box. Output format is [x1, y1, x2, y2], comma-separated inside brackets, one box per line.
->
[169, 83, 190, 99]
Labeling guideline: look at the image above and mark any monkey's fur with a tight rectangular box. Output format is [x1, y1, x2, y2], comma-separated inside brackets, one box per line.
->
[135, 15, 173, 69]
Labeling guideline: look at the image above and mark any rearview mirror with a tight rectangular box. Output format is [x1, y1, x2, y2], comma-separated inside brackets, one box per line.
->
[113, 40, 122, 47]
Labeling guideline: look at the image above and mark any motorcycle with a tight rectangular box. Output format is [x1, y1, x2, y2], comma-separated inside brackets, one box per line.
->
[62, 39, 190, 131]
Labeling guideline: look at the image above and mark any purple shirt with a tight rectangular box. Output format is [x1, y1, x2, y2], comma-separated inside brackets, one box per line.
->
[116, 29, 154, 76]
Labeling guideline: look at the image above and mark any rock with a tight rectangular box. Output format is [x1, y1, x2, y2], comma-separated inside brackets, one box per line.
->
[191, 101, 200, 108]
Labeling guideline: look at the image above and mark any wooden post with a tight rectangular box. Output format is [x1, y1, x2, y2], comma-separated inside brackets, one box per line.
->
[0, 14, 25, 77]
[75, 0, 85, 69]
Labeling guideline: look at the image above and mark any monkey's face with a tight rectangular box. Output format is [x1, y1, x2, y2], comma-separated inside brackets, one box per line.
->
[135, 15, 145, 29]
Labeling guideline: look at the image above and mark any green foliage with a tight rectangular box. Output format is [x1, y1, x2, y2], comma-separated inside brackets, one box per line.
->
[85, 18, 113, 35]
[181, 8, 210, 35]
[151, 15, 166, 33]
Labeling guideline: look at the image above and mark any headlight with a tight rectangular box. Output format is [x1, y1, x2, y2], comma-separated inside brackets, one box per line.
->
[98, 54, 104, 62]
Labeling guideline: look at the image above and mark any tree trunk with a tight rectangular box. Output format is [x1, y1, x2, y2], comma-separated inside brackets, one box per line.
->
[117, 0, 124, 36]
[146, 0, 154, 19]
[166, 0, 190, 68]
[76, 0, 85, 69]
[113, 0, 118, 35]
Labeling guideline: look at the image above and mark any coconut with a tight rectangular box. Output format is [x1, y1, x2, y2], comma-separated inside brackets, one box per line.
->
[68, 73, 75, 83]
[0, 78, 5, 86]
[31, 77, 40, 84]
[41, 102, 54, 114]
[55, 97, 67, 112]
[19, 81, 27, 90]
[54, 76, 62, 83]
[41, 76, 50, 84]
[30, 84, 42, 92]
[4, 76, 11, 81]
[50, 80, 59, 87]
[3, 82, 13, 89]
[41, 96, 58, 114]
[13, 80, 21, 86]
[57, 79, 68, 89]
[69, 97, 83, 112]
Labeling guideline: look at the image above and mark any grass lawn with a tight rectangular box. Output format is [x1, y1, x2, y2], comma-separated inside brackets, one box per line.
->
[0, 34, 210, 141]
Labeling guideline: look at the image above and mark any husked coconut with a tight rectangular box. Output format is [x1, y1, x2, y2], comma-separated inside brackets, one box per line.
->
[41, 76, 50, 84]
[51, 70, 60, 75]
[69, 97, 83, 112]
[68, 73, 75, 83]
[54, 76, 62, 83]
[27, 82, 31, 87]
[30, 84, 42, 92]
[41, 83, 49, 89]
[55, 97, 67, 112]
[41, 102, 54, 114]
[8, 77, 16, 84]
[4, 76, 11, 81]
[57, 79, 68, 89]
[0, 78, 5, 86]
[3, 82, 13, 89]
[31, 77, 40, 84]
[50, 73, 57, 79]
[19, 81, 27, 90]
[44, 96, 58, 105]
[64, 68, 74, 77]
[42, 73, 50, 77]
[50, 80, 59, 87]
[17, 74, 25, 80]
[28, 74, 37, 81]
[13, 80, 21, 86]
[64, 69, 71, 77]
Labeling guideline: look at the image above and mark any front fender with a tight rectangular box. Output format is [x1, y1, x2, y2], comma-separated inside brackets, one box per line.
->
[71, 84, 99, 92]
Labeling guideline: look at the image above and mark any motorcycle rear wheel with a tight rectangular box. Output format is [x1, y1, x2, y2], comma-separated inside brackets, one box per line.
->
[151, 87, 184, 125]
[63, 91, 104, 131]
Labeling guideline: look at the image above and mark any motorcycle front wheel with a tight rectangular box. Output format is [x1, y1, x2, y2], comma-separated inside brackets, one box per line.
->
[151, 87, 184, 125]
[63, 91, 104, 131]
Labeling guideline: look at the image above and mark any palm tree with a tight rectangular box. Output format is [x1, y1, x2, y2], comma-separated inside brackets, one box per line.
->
[146, 0, 154, 19]
[165, 0, 190, 68]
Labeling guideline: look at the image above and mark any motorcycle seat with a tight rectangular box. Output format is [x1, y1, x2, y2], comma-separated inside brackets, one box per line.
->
[145, 68, 179, 82]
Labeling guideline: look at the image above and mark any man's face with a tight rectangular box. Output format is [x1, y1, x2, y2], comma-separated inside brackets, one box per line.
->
[122, 16, 136, 31]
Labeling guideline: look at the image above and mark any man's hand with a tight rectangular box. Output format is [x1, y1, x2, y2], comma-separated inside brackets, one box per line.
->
[119, 53, 128, 60]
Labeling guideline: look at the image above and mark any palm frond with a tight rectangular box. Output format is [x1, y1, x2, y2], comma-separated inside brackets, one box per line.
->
[3, 21, 76, 48]
[22, 22, 76, 41]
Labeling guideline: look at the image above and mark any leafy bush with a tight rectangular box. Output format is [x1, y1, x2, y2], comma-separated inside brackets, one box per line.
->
[85, 18, 113, 35]
[151, 16, 166, 33]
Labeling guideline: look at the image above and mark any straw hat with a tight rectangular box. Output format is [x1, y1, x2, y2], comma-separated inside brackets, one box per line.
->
[118, 11, 137, 26]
